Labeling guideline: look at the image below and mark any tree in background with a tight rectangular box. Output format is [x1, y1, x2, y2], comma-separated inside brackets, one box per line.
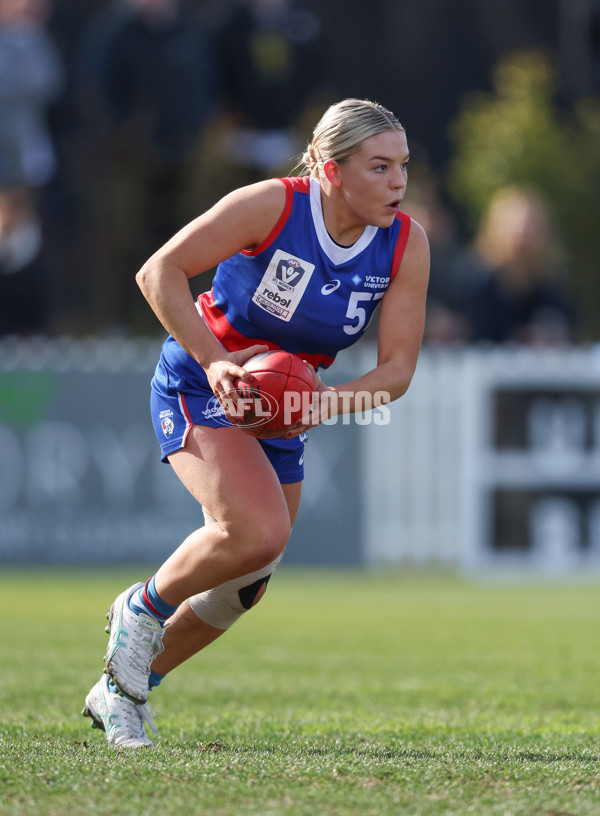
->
[447, 50, 600, 340]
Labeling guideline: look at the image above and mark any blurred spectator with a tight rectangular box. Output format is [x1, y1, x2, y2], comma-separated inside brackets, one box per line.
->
[0, 0, 64, 188]
[457, 186, 577, 346]
[70, 0, 217, 333]
[400, 164, 471, 345]
[213, 0, 326, 183]
[0, 185, 48, 334]
[101, 0, 216, 180]
[69, 1, 133, 104]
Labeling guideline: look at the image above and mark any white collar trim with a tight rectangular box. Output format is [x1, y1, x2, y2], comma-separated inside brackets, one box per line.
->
[309, 177, 377, 266]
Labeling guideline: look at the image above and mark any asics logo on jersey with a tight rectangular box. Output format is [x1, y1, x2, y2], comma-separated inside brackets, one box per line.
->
[321, 280, 341, 295]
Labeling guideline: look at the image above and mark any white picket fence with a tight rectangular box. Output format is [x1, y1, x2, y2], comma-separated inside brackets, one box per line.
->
[356, 344, 600, 572]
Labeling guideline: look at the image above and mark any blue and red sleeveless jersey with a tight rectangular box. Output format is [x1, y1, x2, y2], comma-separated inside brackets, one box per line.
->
[198, 176, 411, 370]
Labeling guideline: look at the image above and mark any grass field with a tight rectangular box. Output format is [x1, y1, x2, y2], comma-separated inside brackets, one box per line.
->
[1, 567, 599, 816]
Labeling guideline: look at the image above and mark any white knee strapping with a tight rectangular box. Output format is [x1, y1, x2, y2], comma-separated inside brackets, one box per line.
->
[187, 553, 283, 630]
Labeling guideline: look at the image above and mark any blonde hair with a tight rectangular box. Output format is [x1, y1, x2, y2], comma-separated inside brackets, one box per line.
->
[299, 98, 405, 178]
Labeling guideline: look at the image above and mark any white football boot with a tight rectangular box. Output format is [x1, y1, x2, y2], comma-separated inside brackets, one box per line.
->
[83, 674, 157, 748]
[104, 583, 165, 705]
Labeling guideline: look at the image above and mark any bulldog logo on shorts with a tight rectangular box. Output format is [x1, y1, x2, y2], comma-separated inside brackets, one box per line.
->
[160, 409, 175, 437]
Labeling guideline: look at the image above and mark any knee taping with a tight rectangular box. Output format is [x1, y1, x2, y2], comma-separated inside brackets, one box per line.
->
[203, 509, 217, 526]
[187, 553, 282, 630]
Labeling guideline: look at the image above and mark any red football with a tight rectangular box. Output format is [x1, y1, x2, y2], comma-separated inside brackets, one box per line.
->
[230, 350, 316, 438]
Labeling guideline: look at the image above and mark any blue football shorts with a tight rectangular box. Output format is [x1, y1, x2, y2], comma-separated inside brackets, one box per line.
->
[150, 350, 307, 484]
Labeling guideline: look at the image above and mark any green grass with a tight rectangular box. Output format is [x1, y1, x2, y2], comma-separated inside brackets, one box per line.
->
[1, 568, 599, 815]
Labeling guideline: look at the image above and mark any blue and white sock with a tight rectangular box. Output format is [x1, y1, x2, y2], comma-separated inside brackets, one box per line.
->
[149, 670, 166, 690]
[128, 576, 178, 624]
[108, 674, 166, 693]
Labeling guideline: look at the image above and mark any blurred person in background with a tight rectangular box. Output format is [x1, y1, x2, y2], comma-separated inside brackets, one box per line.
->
[456, 186, 577, 346]
[399, 162, 471, 346]
[0, 0, 63, 333]
[70, 0, 217, 333]
[0, 185, 48, 334]
[211, 0, 326, 185]
[101, 0, 216, 218]
[0, 0, 64, 190]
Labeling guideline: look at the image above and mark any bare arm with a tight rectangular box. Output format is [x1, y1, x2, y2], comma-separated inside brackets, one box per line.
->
[286, 219, 430, 435]
[136, 179, 287, 397]
[348, 217, 430, 402]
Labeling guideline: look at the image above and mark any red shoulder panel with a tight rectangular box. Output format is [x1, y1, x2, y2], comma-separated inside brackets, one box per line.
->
[242, 177, 305, 257]
[390, 213, 412, 280]
[286, 176, 310, 193]
[198, 291, 335, 370]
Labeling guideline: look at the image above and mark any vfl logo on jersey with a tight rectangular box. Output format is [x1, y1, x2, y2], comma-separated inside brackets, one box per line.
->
[252, 249, 314, 322]
[275, 257, 304, 291]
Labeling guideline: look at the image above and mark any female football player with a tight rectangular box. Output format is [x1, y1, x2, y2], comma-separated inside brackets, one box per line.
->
[83, 98, 430, 747]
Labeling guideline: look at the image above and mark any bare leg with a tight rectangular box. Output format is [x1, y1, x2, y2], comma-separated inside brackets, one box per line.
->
[153, 425, 294, 604]
[151, 481, 302, 676]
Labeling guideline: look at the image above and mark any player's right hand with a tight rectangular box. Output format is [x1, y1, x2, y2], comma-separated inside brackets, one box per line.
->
[204, 344, 269, 414]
